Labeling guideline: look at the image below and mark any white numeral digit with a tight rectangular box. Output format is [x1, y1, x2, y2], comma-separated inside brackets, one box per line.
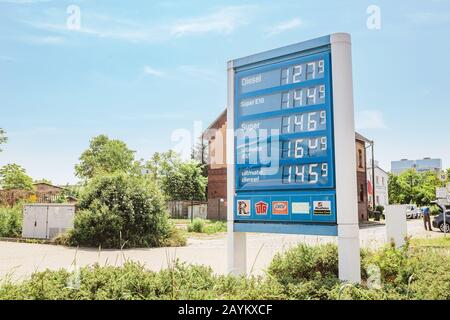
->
[321, 163, 328, 177]
[308, 112, 317, 131]
[308, 138, 318, 150]
[293, 65, 302, 83]
[296, 165, 305, 183]
[318, 60, 324, 74]
[319, 85, 325, 100]
[309, 164, 318, 183]
[282, 68, 290, 85]
[284, 116, 291, 133]
[320, 137, 327, 150]
[294, 89, 303, 106]
[307, 62, 316, 79]
[307, 87, 316, 105]
[320, 111, 326, 124]
[294, 114, 304, 132]
[295, 139, 304, 158]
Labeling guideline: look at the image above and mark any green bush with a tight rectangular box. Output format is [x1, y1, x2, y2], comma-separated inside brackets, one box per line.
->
[268, 243, 338, 285]
[187, 219, 226, 234]
[187, 218, 205, 233]
[362, 242, 450, 299]
[0, 204, 22, 237]
[203, 221, 227, 234]
[69, 173, 171, 248]
[0, 261, 284, 300]
[163, 226, 187, 247]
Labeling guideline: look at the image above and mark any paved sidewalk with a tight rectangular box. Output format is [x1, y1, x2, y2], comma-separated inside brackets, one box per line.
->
[0, 220, 443, 281]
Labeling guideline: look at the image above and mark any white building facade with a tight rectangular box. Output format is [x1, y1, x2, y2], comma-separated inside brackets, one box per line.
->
[391, 158, 442, 175]
[367, 160, 389, 208]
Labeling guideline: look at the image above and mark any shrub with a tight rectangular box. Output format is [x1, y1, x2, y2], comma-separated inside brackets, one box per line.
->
[69, 173, 171, 248]
[163, 226, 187, 247]
[0, 204, 22, 237]
[203, 221, 226, 234]
[268, 243, 338, 286]
[187, 218, 205, 233]
[187, 219, 226, 234]
[361, 241, 450, 299]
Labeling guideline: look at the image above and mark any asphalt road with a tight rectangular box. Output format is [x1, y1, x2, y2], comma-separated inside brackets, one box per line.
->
[0, 219, 444, 281]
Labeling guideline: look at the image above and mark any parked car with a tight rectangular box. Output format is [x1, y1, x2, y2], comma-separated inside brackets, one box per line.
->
[431, 204, 450, 233]
[405, 204, 421, 219]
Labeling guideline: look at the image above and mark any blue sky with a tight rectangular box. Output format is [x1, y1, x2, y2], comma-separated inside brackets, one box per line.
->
[0, 0, 449, 184]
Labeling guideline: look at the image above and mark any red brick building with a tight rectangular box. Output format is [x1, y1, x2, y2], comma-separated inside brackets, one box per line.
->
[205, 110, 370, 222]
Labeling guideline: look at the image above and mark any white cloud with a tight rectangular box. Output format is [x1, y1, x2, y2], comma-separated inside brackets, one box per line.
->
[170, 6, 253, 37]
[143, 66, 166, 78]
[355, 110, 387, 130]
[179, 65, 220, 83]
[267, 18, 303, 36]
[19, 6, 255, 44]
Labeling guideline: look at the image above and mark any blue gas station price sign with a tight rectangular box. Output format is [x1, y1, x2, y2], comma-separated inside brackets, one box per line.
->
[232, 38, 338, 233]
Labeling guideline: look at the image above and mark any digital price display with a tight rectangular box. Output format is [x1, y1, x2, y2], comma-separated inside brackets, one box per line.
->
[232, 40, 337, 229]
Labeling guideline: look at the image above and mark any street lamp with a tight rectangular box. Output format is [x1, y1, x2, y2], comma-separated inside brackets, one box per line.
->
[218, 198, 224, 220]
[365, 140, 376, 211]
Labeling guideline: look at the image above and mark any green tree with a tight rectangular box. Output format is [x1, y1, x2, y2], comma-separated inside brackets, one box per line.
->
[75, 135, 135, 180]
[0, 128, 7, 152]
[0, 164, 33, 190]
[388, 173, 404, 204]
[161, 160, 207, 201]
[447, 168, 450, 181]
[145, 150, 181, 183]
[415, 171, 441, 205]
[388, 169, 442, 206]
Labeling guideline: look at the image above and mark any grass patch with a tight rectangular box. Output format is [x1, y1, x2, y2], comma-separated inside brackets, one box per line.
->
[170, 219, 192, 225]
[187, 218, 226, 234]
[410, 236, 450, 248]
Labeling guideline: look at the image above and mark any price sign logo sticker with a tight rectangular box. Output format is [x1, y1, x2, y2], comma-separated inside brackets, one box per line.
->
[313, 201, 331, 215]
[272, 201, 288, 215]
[292, 202, 310, 214]
[237, 200, 251, 216]
[255, 201, 268, 215]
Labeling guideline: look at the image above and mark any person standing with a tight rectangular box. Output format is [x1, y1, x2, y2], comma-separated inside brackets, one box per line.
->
[422, 206, 432, 231]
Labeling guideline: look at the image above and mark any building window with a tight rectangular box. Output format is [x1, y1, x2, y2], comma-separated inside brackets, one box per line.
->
[382, 177, 385, 186]
[359, 183, 364, 202]
[358, 149, 363, 168]
[376, 195, 380, 205]
[376, 176, 380, 185]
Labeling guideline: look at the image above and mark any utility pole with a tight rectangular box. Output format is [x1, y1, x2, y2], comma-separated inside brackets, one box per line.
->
[371, 140, 376, 211]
